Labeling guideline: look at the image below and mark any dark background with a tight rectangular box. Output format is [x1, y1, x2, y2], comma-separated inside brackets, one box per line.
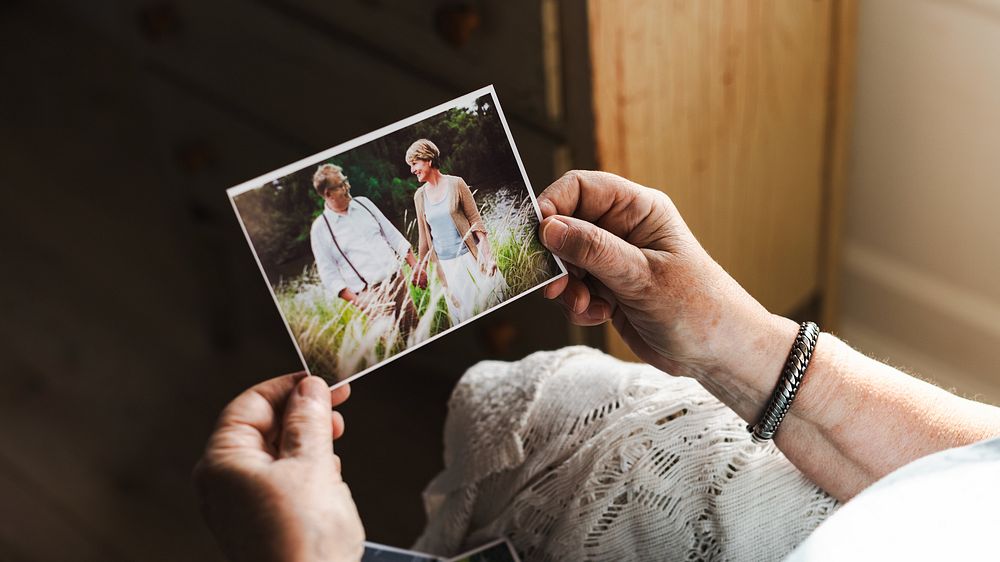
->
[0, 1, 597, 560]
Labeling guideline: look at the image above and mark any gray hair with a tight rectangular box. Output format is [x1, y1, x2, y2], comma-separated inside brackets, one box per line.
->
[312, 163, 348, 196]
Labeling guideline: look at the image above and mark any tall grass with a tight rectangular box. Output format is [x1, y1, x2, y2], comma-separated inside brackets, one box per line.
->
[478, 186, 559, 296]
[276, 186, 560, 382]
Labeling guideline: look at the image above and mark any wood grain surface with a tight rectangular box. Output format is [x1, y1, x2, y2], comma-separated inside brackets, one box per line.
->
[587, 0, 840, 361]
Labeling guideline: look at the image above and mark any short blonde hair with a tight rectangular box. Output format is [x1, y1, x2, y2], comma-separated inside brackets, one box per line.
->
[312, 163, 347, 196]
[405, 139, 441, 168]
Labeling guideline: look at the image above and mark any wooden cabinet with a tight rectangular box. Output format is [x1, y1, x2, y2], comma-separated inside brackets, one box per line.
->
[581, 0, 857, 360]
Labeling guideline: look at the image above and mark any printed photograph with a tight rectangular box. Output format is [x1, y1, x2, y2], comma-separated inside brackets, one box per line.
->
[361, 538, 520, 562]
[228, 87, 565, 386]
[447, 539, 521, 562]
[361, 542, 437, 562]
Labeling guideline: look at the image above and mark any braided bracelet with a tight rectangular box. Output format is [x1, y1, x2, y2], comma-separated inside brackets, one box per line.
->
[748, 321, 821, 443]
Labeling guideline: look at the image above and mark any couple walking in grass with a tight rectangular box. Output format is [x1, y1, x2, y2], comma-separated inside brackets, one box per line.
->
[308, 139, 506, 341]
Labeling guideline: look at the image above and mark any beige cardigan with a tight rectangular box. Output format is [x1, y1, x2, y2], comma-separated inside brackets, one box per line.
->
[413, 175, 487, 287]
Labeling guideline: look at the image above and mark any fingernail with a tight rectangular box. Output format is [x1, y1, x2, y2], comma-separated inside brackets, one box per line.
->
[585, 303, 609, 322]
[539, 198, 556, 217]
[542, 218, 568, 250]
[298, 376, 326, 401]
[561, 292, 584, 314]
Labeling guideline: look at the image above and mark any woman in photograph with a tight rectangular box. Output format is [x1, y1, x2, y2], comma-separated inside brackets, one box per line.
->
[407, 139, 506, 324]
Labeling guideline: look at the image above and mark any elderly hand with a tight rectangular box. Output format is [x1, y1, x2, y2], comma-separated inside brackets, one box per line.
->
[538, 171, 795, 383]
[194, 374, 364, 562]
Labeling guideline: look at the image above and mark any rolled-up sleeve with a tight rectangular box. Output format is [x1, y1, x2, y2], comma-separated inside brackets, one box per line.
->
[311, 218, 347, 299]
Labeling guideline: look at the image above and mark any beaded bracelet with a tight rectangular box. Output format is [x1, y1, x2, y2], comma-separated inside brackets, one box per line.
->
[748, 321, 820, 443]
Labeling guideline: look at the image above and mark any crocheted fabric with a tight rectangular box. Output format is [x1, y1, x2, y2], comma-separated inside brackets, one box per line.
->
[415, 347, 838, 561]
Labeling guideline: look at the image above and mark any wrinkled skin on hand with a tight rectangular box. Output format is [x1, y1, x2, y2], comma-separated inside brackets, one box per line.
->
[194, 374, 365, 562]
[538, 170, 786, 382]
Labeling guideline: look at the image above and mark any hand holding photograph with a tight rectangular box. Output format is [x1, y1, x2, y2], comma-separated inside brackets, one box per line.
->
[228, 86, 565, 387]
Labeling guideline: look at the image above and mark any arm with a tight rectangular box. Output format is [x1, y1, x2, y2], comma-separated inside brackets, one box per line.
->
[537, 171, 1000, 502]
[311, 220, 350, 303]
[404, 249, 418, 269]
[404, 249, 425, 288]
[456, 177, 486, 237]
[474, 231, 496, 275]
[414, 189, 430, 262]
[412, 190, 440, 288]
[456, 178, 496, 274]
[698, 317, 1000, 500]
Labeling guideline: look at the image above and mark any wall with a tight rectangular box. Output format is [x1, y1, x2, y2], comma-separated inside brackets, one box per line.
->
[838, 0, 1000, 403]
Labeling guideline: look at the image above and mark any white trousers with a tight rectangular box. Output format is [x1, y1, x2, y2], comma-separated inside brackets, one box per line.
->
[438, 251, 506, 324]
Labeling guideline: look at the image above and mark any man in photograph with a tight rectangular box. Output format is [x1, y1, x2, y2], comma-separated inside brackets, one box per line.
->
[309, 163, 422, 338]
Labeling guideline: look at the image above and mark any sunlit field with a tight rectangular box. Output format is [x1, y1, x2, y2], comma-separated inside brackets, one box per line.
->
[275, 186, 560, 382]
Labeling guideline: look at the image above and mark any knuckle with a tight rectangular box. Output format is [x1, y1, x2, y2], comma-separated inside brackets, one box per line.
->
[549, 170, 583, 196]
[285, 408, 320, 431]
[580, 227, 613, 267]
[650, 188, 673, 209]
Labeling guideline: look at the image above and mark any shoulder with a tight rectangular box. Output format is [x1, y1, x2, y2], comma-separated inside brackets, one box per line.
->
[449, 176, 473, 199]
[310, 212, 327, 234]
[414, 185, 426, 201]
[353, 196, 380, 214]
[450, 175, 471, 192]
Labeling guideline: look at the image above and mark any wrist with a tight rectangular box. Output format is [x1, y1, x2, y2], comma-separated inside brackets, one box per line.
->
[692, 311, 801, 424]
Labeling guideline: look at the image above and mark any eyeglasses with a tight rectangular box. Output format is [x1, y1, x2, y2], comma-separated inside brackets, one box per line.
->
[328, 179, 350, 191]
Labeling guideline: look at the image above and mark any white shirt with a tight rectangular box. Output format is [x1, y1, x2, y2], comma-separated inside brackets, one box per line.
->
[309, 197, 411, 298]
[785, 436, 1000, 561]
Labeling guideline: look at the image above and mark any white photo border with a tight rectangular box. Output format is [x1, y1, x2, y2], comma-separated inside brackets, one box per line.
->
[227, 85, 567, 389]
[446, 537, 523, 562]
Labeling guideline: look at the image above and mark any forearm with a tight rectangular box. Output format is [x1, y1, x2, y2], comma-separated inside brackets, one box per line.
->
[474, 231, 490, 254]
[535, 170, 1000, 502]
[695, 313, 1000, 501]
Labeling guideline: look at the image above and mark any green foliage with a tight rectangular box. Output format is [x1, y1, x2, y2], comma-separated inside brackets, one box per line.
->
[234, 94, 518, 284]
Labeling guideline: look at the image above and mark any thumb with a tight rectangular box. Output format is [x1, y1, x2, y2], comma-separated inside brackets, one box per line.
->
[540, 215, 648, 293]
[279, 376, 333, 459]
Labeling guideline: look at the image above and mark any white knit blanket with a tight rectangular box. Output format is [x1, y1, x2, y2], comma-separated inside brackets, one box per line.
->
[414, 347, 838, 561]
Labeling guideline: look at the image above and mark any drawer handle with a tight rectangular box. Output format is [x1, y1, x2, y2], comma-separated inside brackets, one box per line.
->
[435, 3, 481, 48]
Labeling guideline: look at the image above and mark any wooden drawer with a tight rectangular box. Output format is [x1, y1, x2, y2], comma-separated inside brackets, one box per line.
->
[272, 0, 555, 125]
[55, 0, 561, 176]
